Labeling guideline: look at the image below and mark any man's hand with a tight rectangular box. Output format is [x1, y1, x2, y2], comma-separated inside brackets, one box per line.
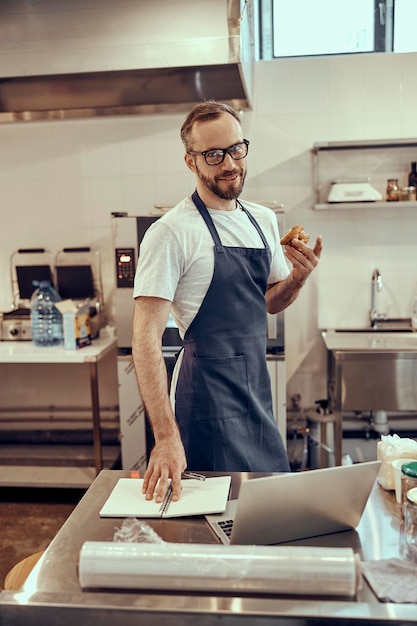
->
[283, 235, 323, 285]
[266, 235, 323, 313]
[142, 435, 187, 503]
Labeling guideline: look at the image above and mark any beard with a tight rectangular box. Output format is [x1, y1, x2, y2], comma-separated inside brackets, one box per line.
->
[195, 163, 246, 201]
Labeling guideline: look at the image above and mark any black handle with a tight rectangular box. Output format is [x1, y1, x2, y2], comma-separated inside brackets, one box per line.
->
[62, 247, 91, 253]
[17, 248, 46, 254]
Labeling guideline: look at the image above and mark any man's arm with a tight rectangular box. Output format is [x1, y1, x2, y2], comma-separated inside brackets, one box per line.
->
[266, 235, 323, 314]
[132, 296, 186, 503]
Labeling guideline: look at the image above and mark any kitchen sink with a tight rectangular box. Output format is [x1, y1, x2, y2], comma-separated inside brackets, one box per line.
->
[335, 318, 414, 333]
[335, 327, 415, 333]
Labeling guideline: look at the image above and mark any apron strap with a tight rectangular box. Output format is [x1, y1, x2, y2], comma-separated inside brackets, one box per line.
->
[237, 200, 269, 249]
[191, 190, 222, 247]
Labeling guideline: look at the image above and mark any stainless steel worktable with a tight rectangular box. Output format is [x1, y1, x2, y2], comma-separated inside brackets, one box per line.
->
[1, 470, 417, 625]
[0, 332, 117, 483]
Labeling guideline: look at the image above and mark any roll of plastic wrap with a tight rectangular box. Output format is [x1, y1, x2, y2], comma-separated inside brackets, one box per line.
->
[78, 542, 361, 596]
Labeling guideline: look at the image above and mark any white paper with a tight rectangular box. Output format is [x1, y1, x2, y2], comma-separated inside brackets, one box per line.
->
[99, 476, 231, 518]
[79, 542, 360, 597]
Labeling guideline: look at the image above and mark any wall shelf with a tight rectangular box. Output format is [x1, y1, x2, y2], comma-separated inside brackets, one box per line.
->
[313, 138, 417, 153]
[312, 138, 417, 209]
[314, 200, 417, 211]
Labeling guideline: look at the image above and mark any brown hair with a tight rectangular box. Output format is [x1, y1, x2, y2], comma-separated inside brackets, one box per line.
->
[180, 101, 242, 151]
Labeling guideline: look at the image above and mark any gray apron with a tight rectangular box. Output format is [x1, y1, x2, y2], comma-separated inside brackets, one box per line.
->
[175, 190, 290, 472]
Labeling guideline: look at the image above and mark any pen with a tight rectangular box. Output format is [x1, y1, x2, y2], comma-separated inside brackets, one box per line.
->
[181, 471, 206, 481]
[159, 483, 173, 514]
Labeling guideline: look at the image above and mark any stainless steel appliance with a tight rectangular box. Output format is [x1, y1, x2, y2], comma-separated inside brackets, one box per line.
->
[1, 246, 105, 341]
[1, 248, 55, 341]
[55, 247, 104, 339]
[111, 212, 182, 354]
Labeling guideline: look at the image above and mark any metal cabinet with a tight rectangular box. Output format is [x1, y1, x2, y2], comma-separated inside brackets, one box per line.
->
[327, 347, 417, 464]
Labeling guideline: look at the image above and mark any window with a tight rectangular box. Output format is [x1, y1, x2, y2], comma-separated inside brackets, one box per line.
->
[393, 0, 417, 52]
[259, 0, 417, 59]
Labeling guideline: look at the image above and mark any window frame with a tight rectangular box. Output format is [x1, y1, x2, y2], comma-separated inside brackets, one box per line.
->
[258, 0, 395, 60]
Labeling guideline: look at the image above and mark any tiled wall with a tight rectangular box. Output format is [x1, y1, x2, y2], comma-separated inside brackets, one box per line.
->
[1, 51, 417, 408]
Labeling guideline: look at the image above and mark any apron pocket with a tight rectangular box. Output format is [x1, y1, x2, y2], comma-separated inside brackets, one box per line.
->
[191, 354, 249, 421]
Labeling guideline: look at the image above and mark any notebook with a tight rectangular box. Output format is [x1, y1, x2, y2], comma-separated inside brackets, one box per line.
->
[205, 461, 380, 545]
[99, 475, 231, 519]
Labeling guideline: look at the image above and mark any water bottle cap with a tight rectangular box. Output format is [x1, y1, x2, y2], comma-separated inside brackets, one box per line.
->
[32, 280, 52, 288]
[401, 461, 417, 478]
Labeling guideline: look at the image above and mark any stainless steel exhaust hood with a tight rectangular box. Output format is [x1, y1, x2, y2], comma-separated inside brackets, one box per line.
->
[0, 0, 253, 123]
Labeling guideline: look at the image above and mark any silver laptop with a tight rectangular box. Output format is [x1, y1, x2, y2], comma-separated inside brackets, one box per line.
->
[205, 461, 380, 545]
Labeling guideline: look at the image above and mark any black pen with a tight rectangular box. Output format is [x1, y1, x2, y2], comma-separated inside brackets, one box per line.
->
[181, 471, 206, 481]
[158, 482, 173, 514]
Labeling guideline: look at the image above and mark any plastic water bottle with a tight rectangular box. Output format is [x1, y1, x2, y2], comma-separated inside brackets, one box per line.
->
[30, 280, 63, 347]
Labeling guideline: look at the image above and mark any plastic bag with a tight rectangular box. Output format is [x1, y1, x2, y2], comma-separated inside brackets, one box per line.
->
[113, 518, 164, 544]
[376, 434, 417, 490]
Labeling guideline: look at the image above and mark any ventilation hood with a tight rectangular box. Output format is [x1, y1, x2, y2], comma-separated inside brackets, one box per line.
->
[0, 0, 253, 123]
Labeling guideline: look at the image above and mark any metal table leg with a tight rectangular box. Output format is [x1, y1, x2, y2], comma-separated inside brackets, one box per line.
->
[89, 361, 103, 474]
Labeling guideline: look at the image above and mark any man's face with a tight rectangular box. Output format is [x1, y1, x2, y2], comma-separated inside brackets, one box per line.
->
[186, 113, 247, 201]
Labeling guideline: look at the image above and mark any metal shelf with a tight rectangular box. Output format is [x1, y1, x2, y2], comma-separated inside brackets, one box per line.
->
[313, 138, 417, 153]
[314, 201, 417, 210]
[312, 138, 417, 208]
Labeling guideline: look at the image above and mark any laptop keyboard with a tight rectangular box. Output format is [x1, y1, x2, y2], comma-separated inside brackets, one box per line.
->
[217, 519, 234, 538]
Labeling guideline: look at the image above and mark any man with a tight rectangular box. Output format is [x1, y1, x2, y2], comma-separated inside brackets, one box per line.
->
[132, 101, 322, 503]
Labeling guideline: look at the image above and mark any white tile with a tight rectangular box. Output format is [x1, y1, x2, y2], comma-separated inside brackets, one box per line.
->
[327, 112, 365, 140]
[83, 141, 122, 177]
[87, 176, 123, 228]
[153, 129, 187, 175]
[249, 114, 295, 170]
[254, 59, 294, 116]
[328, 55, 366, 113]
[291, 57, 329, 114]
[364, 53, 402, 111]
[121, 175, 158, 215]
[364, 110, 402, 140]
[293, 113, 330, 147]
[120, 134, 157, 176]
[400, 53, 417, 106]
[400, 107, 417, 137]
[153, 172, 191, 206]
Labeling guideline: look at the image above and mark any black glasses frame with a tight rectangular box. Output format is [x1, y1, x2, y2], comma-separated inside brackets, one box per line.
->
[187, 139, 250, 166]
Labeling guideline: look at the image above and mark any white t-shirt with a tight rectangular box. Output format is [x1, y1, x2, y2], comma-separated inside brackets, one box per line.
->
[133, 197, 290, 338]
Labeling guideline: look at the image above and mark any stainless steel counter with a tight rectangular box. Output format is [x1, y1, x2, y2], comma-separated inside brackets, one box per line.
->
[1, 470, 417, 625]
[322, 329, 417, 352]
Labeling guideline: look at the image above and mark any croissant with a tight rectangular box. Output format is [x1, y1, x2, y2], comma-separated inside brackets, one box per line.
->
[280, 225, 310, 246]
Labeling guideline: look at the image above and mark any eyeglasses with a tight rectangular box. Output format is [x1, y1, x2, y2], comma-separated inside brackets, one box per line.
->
[187, 139, 250, 166]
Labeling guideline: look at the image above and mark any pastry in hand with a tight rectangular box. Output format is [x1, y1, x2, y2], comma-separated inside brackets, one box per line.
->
[280, 225, 310, 246]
